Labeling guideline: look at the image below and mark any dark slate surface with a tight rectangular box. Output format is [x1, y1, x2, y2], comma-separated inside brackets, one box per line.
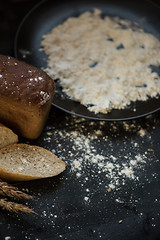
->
[0, 1, 160, 240]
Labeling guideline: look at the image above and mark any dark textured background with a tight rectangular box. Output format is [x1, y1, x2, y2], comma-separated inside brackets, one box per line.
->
[0, 1, 160, 239]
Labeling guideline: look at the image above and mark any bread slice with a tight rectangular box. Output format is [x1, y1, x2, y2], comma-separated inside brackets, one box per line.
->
[0, 55, 55, 139]
[0, 123, 18, 149]
[0, 144, 66, 181]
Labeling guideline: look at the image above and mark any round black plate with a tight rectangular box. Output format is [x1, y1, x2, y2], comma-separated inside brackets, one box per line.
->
[14, 0, 160, 121]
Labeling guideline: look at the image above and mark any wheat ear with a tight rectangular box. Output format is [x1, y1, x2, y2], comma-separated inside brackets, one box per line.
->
[0, 180, 33, 200]
[0, 198, 36, 214]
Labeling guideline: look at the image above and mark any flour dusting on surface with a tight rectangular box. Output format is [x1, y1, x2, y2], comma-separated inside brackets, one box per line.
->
[43, 114, 156, 191]
[34, 111, 160, 232]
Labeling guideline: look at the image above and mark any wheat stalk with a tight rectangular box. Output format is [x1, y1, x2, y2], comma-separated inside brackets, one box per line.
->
[0, 198, 36, 214]
[0, 180, 33, 200]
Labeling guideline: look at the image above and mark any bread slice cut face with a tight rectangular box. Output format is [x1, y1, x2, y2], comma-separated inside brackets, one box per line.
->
[0, 144, 66, 181]
[0, 123, 18, 149]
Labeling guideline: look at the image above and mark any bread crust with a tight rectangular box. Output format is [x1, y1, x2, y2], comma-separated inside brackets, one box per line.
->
[0, 168, 41, 182]
[0, 55, 55, 139]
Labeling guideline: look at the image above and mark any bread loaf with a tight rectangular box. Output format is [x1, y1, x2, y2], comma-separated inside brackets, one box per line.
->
[0, 123, 18, 149]
[0, 144, 66, 182]
[0, 55, 55, 139]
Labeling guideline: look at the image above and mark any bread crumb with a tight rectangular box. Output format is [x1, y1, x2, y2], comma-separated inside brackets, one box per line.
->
[5, 236, 11, 240]
[119, 220, 123, 224]
[138, 128, 146, 137]
[84, 196, 89, 201]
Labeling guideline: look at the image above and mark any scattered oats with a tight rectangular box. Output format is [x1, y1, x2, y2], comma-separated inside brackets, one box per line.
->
[95, 130, 103, 135]
[72, 160, 82, 171]
[84, 196, 89, 201]
[46, 132, 52, 136]
[108, 183, 116, 189]
[120, 167, 134, 178]
[42, 211, 47, 217]
[76, 172, 81, 178]
[119, 220, 123, 224]
[130, 160, 137, 166]
[138, 128, 146, 137]
[115, 199, 125, 204]
[40, 91, 50, 103]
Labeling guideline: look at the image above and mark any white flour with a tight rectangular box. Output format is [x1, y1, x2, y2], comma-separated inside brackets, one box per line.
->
[43, 115, 155, 191]
[41, 9, 160, 114]
[37, 113, 160, 231]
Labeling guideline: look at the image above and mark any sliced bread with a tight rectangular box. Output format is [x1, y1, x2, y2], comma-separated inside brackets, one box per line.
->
[0, 123, 18, 149]
[0, 144, 66, 181]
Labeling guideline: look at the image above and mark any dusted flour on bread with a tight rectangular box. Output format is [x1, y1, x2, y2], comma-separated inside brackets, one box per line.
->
[41, 9, 160, 114]
[0, 55, 54, 105]
[0, 55, 55, 139]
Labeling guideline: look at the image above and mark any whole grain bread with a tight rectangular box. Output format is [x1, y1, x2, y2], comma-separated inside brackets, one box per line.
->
[0, 123, 18, 149]
[0, 55, 55, 139]
[0, 144, 66, 182]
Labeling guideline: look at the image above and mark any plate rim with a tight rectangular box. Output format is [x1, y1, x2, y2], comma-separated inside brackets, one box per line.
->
[14, 0, 160, 121]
